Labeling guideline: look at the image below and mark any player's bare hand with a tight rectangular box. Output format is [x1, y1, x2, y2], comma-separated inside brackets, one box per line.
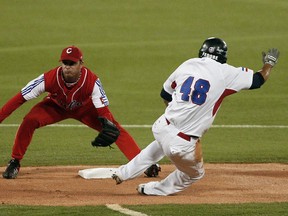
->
[262, 48, 280, 67]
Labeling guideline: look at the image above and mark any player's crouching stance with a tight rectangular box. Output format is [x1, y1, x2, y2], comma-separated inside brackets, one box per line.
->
[109, 37, 280, 196]
[0, 46, 160, 179]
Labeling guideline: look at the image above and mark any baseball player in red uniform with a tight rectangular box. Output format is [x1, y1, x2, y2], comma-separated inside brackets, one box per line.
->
[0, 46, 159, 179]
[110, 37, 280, 195]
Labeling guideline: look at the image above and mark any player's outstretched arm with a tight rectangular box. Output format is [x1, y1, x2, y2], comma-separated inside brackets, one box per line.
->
[0, 92, 26, 123]
[250, 48, 280, 90]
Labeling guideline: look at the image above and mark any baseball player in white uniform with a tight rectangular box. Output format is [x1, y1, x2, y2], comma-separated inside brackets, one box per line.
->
[110, 37, 280, 196]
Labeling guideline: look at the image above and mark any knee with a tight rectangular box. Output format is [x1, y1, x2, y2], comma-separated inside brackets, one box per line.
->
[194, 167, 205, 180]
[185, 163, 205, 182]
[179, 167, 205, 186]
[188, 166, 205, 181]
[22, 114, 40, 128]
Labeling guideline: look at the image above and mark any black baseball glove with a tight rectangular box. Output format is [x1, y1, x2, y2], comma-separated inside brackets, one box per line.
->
[144, 164, 161, 177]
[91, 117, 120, 148]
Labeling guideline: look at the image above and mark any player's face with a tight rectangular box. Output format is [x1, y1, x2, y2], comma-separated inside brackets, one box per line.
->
[61, 60, 83, 83]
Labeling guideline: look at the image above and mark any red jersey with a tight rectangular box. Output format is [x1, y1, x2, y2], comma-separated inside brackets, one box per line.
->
[0, 66, 111, 122]
[21, 66, 109, 111]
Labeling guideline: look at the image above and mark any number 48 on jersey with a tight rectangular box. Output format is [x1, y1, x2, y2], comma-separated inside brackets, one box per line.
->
[180, 76, 210, 105]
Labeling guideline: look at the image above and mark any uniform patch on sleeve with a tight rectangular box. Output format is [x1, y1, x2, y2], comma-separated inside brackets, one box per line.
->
[96, 79, 109, 106]
[241, 67, 249, 72]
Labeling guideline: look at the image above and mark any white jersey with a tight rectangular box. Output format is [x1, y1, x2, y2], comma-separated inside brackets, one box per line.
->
[163, 57, 254, 137]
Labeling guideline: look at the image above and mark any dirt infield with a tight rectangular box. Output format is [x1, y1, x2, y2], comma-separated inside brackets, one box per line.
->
[0, 163, 287, 206]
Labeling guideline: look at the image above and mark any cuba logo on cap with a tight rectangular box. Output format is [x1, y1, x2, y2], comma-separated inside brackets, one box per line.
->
[66, 47, 73, 54]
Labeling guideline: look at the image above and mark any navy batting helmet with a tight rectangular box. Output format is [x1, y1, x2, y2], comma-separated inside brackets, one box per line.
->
[198, 37, 228, 64]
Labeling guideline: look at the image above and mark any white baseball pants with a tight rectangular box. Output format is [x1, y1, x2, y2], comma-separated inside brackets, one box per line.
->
[118, 114, 205, 195]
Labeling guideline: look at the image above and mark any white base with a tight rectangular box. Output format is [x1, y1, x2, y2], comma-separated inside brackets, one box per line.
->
[78, 168, 118, 179]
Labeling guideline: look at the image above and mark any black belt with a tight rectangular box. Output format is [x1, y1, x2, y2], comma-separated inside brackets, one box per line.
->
[165, 118, 199, 141]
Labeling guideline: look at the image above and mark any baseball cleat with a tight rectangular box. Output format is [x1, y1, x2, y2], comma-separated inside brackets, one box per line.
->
[112, 174, 123, 185]
[137, 184, 147, 195]
[2, 159, 20, 179]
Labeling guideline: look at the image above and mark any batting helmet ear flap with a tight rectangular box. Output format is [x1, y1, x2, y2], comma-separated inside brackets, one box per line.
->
[198, 37, 228, 64]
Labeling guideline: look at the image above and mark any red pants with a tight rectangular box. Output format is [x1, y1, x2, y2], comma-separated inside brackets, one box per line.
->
[12, 98, 141, 161]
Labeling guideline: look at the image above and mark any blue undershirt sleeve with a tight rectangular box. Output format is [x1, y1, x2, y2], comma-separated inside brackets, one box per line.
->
[249, 72, 265, 89]
[160, 88, 172, 102]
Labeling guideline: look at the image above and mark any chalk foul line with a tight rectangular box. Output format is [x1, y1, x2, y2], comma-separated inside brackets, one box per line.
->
[106, 204, 148, 216]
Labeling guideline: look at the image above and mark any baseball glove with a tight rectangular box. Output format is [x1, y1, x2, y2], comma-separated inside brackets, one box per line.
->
[262, 48, 280, 67]
[144, 164, 161, 177]
[91, 117, 120, 148]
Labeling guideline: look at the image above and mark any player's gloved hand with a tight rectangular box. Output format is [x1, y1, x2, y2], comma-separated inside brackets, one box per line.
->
[91, 117, 120, 148]
[262, 48, 280, 67]
[144, 164, 161, 177]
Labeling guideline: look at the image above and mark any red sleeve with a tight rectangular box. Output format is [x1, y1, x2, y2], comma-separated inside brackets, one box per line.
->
[0, 92, 26, 123]
[96, 106, 113, 122]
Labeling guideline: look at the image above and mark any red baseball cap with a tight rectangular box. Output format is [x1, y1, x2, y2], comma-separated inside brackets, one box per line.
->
[59, 46, 83, 62]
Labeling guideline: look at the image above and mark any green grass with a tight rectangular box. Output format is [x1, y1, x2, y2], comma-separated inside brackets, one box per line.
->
[1, 126, 288, 166]
[128, 203, 288, 216]
[0, 203, 288, 216]
[0, 0, 288, 215]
